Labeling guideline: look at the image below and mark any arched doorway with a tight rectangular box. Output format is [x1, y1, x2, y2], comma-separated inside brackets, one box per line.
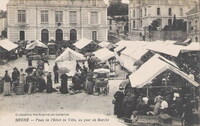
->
[56, 29, 63, 42]
[41, 29, 49, 43]
[70, 29, 77, 41]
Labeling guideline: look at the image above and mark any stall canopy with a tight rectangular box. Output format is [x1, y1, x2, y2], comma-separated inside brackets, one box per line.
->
[26, 40, 48, 50]
[146, 42, 184, 57]
[181, 42, 200, 52]
[93, 48, 114, 62]
[146, 41, 200, 57]
[0, 39, 18, 52]
[129, 54, 200, 88]
[57, 61, 76, 76]
[55, 48, 85, 62]
[98, 42, 116, 49]
[73, 38, 93, 49]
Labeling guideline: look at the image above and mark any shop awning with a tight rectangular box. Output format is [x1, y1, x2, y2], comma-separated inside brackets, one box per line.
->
[55, 48, 85, 62]
[93, 48, 114, 62]
[129, 54, 199, 88]
[73, 38, 93, 49]
[0, 39, 18, 51]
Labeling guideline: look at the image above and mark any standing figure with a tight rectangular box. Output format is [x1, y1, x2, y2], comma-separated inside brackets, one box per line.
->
[53, 63, 59, 83]
[28, 57, 32, 66]
[26, 74, 34, 94]
[59, 73, 68, 94]
[114, 88, 124, 118]
[46, 72, 53, 93]
[12, 67, 20, 83]
[72, 73, 82, 91]
[86, 72, 94, 94]
[2, 70, 12, 96]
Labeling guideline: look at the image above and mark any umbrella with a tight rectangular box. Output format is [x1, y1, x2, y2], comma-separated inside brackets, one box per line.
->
[58, 67, 70, 74]
[84, 52, 95, 57]
[93, 68, 110, 73]
[91, 57, 101, 63]
[25, 66, 36, 73]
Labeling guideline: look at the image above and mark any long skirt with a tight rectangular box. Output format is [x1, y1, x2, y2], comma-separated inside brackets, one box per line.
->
[86, 80, 94, 94]
[3, 81, 11, 96]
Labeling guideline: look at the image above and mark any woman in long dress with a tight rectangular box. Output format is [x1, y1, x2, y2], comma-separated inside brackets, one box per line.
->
[86, 72, 94, 94]
[59, 73, 68, 94]
[46, 72, 53, 93]
[3, 71, 12, 96]
[114, 89, 124, 118]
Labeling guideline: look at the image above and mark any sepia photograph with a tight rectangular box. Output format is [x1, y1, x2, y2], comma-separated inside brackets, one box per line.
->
[0, 0, 200, 126]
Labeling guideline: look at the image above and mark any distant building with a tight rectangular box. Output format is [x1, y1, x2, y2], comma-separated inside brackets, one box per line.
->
[129, 0, 197, 35]
[187, 0, 200, 42]
[0, 11, 7, 38]
[7, 0, 108, 42]
[108, 15, 128, 35]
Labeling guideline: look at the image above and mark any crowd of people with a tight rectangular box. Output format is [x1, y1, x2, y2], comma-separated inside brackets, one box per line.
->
[1, 54, 111, 97]
[113, 83, 199, 124]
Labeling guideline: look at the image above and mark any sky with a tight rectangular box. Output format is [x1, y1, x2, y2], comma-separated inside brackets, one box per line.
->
[0, 0, 129, 10]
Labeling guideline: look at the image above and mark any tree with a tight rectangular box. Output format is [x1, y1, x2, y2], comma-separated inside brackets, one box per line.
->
[148, 19, 160, 31]
[108, 0, 128, 16]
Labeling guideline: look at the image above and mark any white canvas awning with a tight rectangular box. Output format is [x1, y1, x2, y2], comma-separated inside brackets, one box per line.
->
[98, 41, 116, 49]
[55, 48, 85, 62]
[73, 38, 93, 49]
[130, 48, 149, 60]
[146, 42, 184, 57]
[26, 40, 48, 50]
[57, 61, 76, 76]
[0, 39, 18, 51]
[129, 54, 199, 88]
[181, 42, 200, 52]
[93, 48, 114, 62]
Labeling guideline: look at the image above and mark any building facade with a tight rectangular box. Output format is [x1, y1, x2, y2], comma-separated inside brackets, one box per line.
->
[0, 11, 7, 38]
[108, 15, 128, 35]
[7, 0, 108, 42]
[129, 0, 197, 35]
[187, 0, 200, 42]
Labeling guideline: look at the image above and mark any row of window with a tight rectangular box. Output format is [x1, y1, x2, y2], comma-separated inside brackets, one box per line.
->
[130, 7, 183, 18]
[18, 10, 99, 25]
[18, 0, 98, 6]
[19, 29, 98, 41]
[131, 19, 173, 29]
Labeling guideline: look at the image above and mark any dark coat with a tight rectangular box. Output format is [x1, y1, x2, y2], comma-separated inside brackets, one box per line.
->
[114, 91, 124, 117]
[59, 74, 68, 94]
[72, 75, 82, 90]
[37, 76, 46, 92]
[46, 73, 53, 93]
[53, 65, 59, 73]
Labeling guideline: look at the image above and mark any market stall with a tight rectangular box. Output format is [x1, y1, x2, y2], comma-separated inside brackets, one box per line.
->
[73, 38, 101, 53]
[0, 39, 18, 61]
[25, 40, 49, 59]
[55, 48, 85, 62]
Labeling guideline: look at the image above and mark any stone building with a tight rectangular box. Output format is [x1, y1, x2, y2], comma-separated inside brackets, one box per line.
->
[0, 11, 7, 38]
[108, 15, 128, 35]
[187, 0, 200, 42]
[7, 0, 108, 42]
[129, 0, 197, 35]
